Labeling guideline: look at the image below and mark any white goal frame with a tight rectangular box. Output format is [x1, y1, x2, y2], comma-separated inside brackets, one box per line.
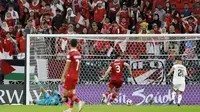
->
[25, 34, 200, 105]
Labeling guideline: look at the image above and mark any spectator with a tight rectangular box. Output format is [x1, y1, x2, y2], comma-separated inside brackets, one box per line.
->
[182, 3, 192, 17]
[41, 4, 54, 17]
[82, 27, 88, 34]
[1, 22, 9, 32]
[41, 13, 52, 26]
[155, 4, 166, 26]
[5, 0, 19, 13]
[142, 0, 153, 24]
[52, 9, 63, 33]
[22, 7, 30, 26]
[165, 2, 171, 13]
[101, 18, 111, 34]
[93, 0, 106, 30]
[65, 7, 76, 24]
[192, 2, 200, 33]
[193, 0, 200, 8]
[163, 11, 172, 29]
[65, 23, 76, 34]
[24, 19, 35, 34]
[89, 22, 101, 34]
[51, 0, 63, 17]
[73, 23, 83, 34]
[128, 5, 137, 30]
[152, 23, 161, 34]
[30, 0, 41, 13]
[19, 0, 30, 9]
[7, 5, 19, 21]
[4, 12, 15, 27]
[171, 4, 180, 18]
[172, 17, 181, 33]
[39, 21, 52, 34]
[3, 32, 15, 59]
[108, 0, 120, 22]
[16, 31, 26, 59]
[81, 0, 90, 21]
[28, 10, 40, 27]
[18, 0, 29, 20]
[117, 2, 129, 26]
[119, 17, 128, 30]
[73, 0, 79, 14]
[182, 16, 198, 33]
[182, 41, 198, 60]
[15, 22, 24, 39]
[150, 14, 161, 30]
[65, 0, 73, 9]
[168, 24, 175, 34]
[58, 22, 67, 34]
[111, 21, 120, 34]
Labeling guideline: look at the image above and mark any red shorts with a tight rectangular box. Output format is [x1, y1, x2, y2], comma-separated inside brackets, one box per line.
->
[109, 80, 123, 89]
[64, 78, 78, 90]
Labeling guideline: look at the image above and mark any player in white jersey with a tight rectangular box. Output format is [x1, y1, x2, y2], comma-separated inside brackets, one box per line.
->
[167, 57, 187, 106]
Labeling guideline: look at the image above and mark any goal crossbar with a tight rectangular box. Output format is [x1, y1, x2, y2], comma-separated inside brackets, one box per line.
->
[27, 34, 200, 38]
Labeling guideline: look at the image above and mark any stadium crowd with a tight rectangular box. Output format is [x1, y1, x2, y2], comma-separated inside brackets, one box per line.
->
[0, 0, 199, 60]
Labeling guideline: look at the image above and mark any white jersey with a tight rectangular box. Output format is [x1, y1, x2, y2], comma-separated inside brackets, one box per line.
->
[172, 64, 187, 84]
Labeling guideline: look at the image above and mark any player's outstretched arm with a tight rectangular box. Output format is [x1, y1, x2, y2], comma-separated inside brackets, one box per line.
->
[101, 66, 112, 80]
[124, 62, 132, 76]
[34, 75, 46, 94]
[167, 67, 175, 76]
[61, 61, 71, 83]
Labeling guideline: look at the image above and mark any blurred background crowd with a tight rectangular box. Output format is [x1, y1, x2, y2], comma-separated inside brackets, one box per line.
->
[0, 0, 200, 60]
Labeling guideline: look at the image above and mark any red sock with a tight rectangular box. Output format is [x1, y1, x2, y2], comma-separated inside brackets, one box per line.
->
[109, 93, 117, 103]
[72, 94, 80, 103]
[69, 101, 74, 108]
[105, 91, 111, 97]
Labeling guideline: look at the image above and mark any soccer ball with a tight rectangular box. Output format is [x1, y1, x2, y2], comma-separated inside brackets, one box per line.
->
[126, 99, 132, 106]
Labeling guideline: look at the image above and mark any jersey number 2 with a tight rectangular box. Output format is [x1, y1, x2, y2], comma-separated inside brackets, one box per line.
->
[76, 60, 80, 71]
[115, 65, 120, 73]
[178, 69, 183, 77]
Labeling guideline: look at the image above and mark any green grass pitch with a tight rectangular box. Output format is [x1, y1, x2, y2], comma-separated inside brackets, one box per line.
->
[0, 105, 200, 112]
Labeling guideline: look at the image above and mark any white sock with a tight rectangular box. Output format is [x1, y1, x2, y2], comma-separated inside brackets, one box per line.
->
[171, 91, 176, 101]
[178, 94, 182, 104]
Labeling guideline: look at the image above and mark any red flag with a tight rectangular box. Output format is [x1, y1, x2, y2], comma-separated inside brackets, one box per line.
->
[75, 13, 85, 26]
[1, 60, 15, 76]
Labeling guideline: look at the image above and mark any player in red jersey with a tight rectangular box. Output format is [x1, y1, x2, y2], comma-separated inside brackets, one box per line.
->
[101, 54, 132, 105]
[61, 39, 85, 112]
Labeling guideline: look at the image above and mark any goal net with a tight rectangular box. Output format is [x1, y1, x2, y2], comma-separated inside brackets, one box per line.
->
[26, 34, 200, 105]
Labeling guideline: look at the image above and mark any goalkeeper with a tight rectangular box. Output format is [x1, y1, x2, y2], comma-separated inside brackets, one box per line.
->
[33, 76, 68, 106]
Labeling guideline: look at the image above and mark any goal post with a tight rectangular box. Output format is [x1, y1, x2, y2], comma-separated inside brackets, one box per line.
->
[26, 34, 200, 105]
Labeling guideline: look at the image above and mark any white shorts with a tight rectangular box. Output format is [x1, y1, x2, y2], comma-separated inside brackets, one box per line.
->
[173, 83, 185, 92]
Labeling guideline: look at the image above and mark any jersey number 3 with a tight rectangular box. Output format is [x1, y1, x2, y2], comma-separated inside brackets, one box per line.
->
[115, 65, 120, 73]
[178, 69, 183, 77]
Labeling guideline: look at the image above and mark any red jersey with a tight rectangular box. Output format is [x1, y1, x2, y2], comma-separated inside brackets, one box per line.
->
[108, 2, 120, 17]
[192, 8, 200, 24]
[110, 60, 124, 81]
[17, 36, 25, 53]
[94, 7, 106, 23]
[3, 38, 14, 56]
[5, 19, 15, 27]
[0, 38, 3, 53]
[66, 50, 81, 80]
